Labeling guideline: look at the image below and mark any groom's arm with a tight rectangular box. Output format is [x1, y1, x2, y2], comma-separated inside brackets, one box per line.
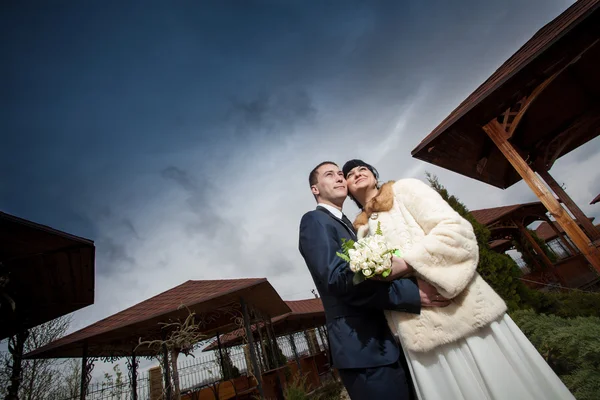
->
[299, 213, 421, 314]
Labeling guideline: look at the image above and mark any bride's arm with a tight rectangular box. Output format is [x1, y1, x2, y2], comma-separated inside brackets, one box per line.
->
[393, 179, 478, 299]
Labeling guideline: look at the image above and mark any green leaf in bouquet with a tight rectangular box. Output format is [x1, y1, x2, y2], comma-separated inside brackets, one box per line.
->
[336, 252, 350, 262]
[393, 249, 402, 258]
[340, 238, 355, 253]
[381, 269, 391, 278]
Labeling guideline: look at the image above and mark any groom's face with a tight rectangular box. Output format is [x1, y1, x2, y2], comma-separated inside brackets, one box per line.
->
[311, 164, 348, 203]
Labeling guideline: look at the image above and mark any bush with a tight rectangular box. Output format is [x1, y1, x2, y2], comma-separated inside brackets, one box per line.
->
[533, 291, 600, 318]
[312, 380, 344, 400]
[511, 309, 600, 400]
[283, 374, 309, 400]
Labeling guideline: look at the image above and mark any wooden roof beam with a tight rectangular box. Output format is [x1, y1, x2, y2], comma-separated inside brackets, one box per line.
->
[482, 119, 600, 273]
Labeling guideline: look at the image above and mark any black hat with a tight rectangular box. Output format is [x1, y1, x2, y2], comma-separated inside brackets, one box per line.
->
[342, 159, 379, 179]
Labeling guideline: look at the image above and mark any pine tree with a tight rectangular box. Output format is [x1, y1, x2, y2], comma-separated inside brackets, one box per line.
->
[220, 348, 241, 380]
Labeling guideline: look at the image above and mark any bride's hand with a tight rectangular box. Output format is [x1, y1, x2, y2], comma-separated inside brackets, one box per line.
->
[378, 256, 413, 281]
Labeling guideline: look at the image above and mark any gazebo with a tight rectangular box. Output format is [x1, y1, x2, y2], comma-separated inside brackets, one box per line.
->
[412, 0, 600, 272]
[202, 298, 328, 399]
[471, 202, 567, 271]
[203, 298, 326, 352]
[470, 202, 598, 288]
[1, 211, 95, 398]
[591, 194, 600, 205]
[24, 278, 290, 400]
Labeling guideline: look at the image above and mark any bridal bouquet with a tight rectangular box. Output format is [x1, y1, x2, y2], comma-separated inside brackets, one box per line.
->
[336, 222, 401, 284]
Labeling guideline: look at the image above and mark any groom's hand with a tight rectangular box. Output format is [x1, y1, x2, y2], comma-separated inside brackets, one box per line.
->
[417, 279, 451, 307]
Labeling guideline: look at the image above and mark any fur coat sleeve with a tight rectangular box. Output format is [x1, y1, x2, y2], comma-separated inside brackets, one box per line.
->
[394, 179, 479, 299]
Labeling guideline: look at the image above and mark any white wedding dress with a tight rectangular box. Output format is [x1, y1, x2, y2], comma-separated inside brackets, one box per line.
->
[400, 313, 574, 400]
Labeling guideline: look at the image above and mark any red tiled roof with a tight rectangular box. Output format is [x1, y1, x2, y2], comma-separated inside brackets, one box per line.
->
[273, 298, 323, 322]
[203, 298, 324, 351]
[470, 202, 543, 226]
[412, 0, 600, 155]
[535, 218, 596, 241]
[26, 279, 290, 358]
[591, 193, 600, 205]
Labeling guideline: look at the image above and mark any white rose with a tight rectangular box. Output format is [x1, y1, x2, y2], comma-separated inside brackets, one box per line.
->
[382, 258, 392, 269]
[363, 269, 372, 277]
[348, 249, 357, 259]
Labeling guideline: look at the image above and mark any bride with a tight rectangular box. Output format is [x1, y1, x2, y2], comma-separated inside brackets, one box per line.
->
[342, 159, 574, 400]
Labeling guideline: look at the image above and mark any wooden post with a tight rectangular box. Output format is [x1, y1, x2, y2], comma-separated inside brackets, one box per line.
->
[541, 215, 578, 256]
[514, 219, 554, 269]
[264, 317, 281, 368]
[519, 236, 542, 271]
[483, 120, 600, 273]
[241, 298, 265, 399]
[161, 341, 172, 400]
[6, 329, 28, 400]
[288, 333, 302, 373]
[537, 167, 600, 241]
[128, 352, 139, 400]
[80, 342, 88, 400]
[256, 320, 270, 370]
[216, 331, 227, 379]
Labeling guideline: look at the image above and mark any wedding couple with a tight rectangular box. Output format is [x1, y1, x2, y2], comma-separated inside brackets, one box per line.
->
[298, 160, 574, 400]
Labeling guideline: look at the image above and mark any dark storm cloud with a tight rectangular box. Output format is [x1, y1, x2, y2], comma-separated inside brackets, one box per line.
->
[227, 89, 316, 135]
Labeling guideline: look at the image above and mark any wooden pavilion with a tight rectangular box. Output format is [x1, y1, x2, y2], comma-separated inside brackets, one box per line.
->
[24, 278, 290, 400]
[412, 0, 600, 272]
[1, 211, 95, 399]
[591, 193, 600, 205]
[470, 202, 598, 288]
[202, 298, 328, 400]
[203, 298, 325, 352]
[471, 202, 565, 269]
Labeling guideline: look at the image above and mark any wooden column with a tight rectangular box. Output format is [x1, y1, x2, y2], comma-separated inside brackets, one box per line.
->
[514, 219, 554, 269]
[6, 329, 28, 400]
[216, 332, 227, 378]
[519, 236, 542, 271]
[161, 340, 172, 400]
[80, 342, 88, 400]
[288, 333, 302, 373]
[128, 353, 138, 400]
[537, 167, 600, 241]
[241, 298, 265, 399]
[541, 215, 578, 256]
[483, 120, 600, 273]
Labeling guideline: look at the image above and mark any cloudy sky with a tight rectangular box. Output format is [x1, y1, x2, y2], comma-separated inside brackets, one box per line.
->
[2, 0, 598, 380]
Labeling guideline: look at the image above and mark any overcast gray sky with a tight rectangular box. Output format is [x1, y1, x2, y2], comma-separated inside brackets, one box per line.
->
[3, 0, 598, 380]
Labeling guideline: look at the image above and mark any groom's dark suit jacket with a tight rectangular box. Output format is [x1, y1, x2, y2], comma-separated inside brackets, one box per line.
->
[299, 206, 421, 369]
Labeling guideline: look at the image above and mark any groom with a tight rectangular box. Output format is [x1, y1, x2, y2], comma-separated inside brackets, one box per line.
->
[298, 161, 448, 400]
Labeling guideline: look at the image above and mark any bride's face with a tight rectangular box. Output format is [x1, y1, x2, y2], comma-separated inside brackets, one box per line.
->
[346, 166, 377, 196]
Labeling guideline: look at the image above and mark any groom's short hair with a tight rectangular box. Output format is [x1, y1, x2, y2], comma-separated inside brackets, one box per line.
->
[309, 161, 338, 187]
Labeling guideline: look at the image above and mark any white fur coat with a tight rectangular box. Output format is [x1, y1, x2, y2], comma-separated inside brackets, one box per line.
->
[354, 179, 507, 352]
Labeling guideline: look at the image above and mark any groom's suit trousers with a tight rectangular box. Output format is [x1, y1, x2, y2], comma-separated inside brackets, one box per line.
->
[338, 360, 414, 400]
